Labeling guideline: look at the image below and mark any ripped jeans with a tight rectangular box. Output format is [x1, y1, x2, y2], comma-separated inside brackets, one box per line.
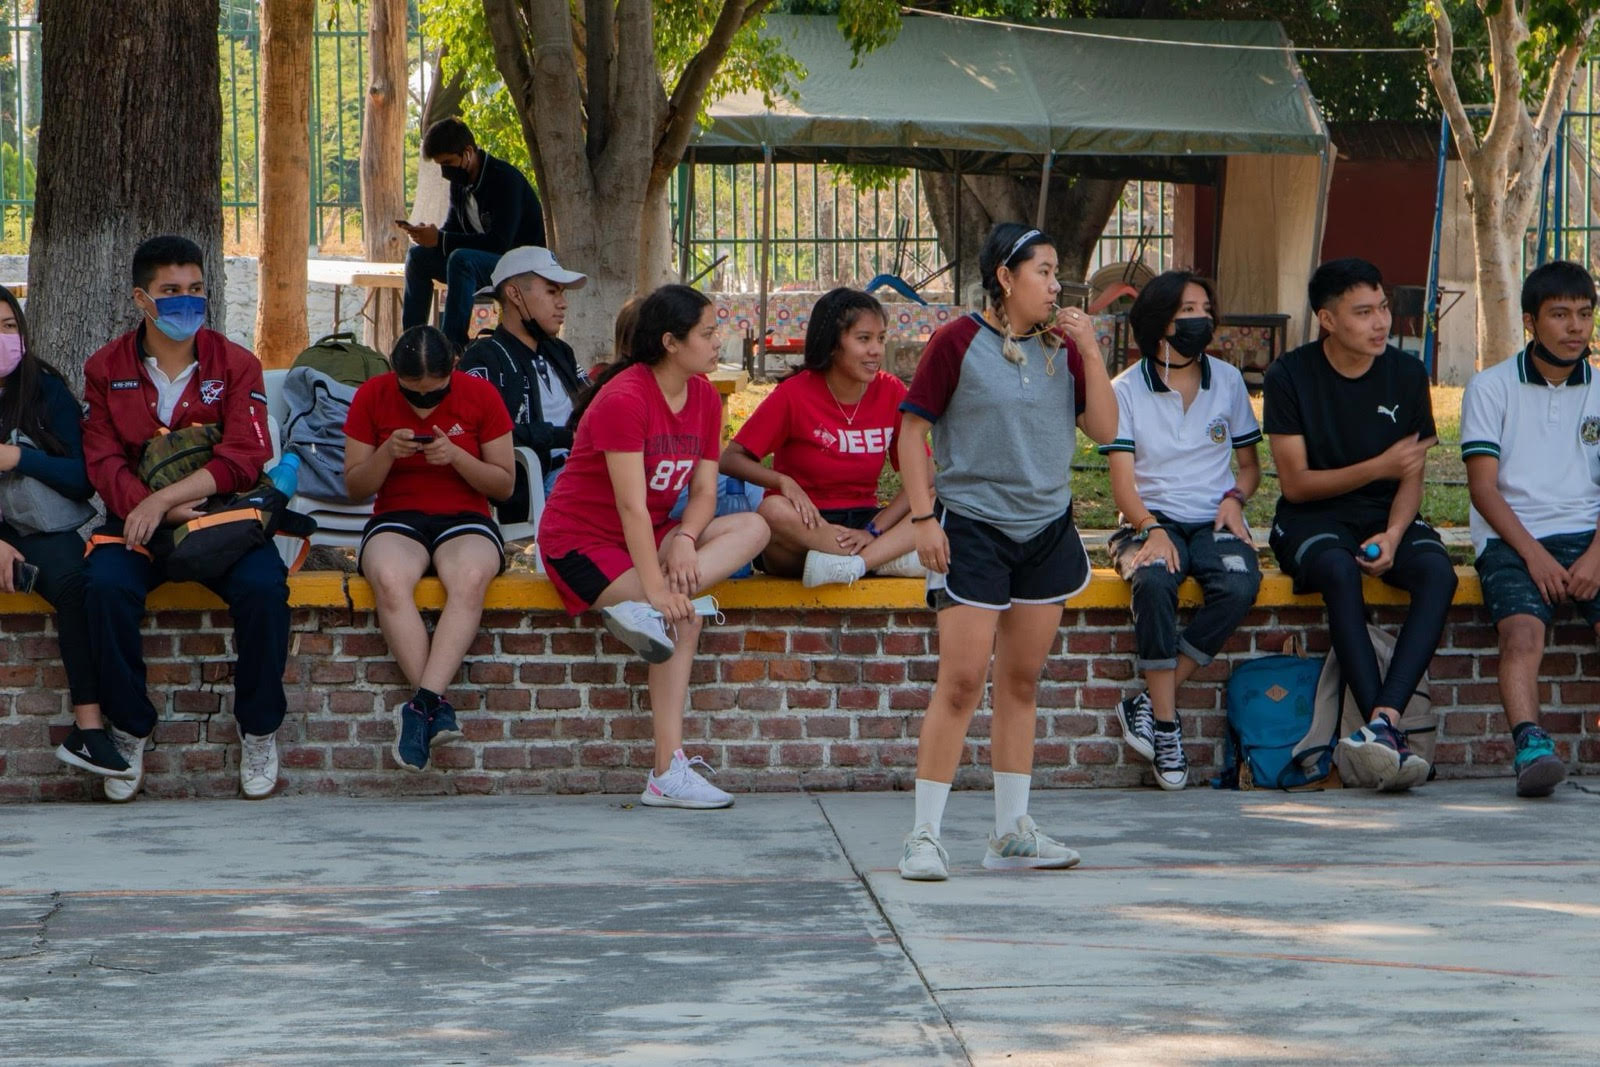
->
[1109, 515, 1262, 671]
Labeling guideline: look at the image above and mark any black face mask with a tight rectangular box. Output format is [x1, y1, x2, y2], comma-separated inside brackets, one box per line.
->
[399, 383, 451, 409]
[439, 164, 469, 185]
[1531, 337, 1590, 369]
[1166, 315, 1215, 360]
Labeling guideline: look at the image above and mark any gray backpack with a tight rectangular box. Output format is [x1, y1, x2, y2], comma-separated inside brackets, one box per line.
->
[282, 334, 388, 502]
[1291, 624, 1438, 781]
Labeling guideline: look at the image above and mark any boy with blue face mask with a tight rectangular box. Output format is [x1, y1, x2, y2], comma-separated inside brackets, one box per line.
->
[79, 234, 290, 804]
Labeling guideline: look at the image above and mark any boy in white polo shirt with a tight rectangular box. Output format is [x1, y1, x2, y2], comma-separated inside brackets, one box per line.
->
[1461, 260, 1600, 798]
[1103, 271, 1263, 790]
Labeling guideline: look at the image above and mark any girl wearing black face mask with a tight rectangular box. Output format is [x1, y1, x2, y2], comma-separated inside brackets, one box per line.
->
[343, 325, 517, 773]
[1103, 271, 1264, 790]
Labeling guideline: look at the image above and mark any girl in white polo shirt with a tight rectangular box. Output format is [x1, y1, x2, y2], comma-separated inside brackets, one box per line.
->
[1102, 271, 1263, 789]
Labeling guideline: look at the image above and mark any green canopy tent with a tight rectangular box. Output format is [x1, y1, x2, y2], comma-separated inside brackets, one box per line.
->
[687, 14, 1333, 353]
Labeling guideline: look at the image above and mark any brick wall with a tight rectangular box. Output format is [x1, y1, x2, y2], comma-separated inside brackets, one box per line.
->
[3, 582, 1595, 801]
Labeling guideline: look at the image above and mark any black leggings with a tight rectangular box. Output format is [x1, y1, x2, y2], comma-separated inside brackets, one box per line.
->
[1300, 546, 1457, 718]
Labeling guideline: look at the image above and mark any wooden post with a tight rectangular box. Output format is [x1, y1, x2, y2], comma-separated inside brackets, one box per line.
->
[952, 162, 963, 303]
[360, 0, 408, 353]
[254, 0, 314, 368]
[1035, 153, 1053, 229]
[756, 144, 773, 376]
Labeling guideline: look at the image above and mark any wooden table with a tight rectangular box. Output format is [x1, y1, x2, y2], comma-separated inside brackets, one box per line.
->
[306, 259, 407, 335]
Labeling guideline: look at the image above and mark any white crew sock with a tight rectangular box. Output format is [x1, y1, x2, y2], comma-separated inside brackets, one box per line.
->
[847, 555, 868, 579]
[993, 771, 1032, 837]
[913, 778, 951, 838]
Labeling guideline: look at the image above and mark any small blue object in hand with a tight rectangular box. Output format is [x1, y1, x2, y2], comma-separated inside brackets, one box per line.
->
[1362, 543, 1382, 561]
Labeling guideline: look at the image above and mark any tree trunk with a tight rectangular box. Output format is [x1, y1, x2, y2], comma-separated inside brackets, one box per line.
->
[254, 0, 313, 369]
[360, 0, 408, 352]
[921, 169, 1125, 302]
[1467, 177, 1529, 369]
[28, 0, 224, 392]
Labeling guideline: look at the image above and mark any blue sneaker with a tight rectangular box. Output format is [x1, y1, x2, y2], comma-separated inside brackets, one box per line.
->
[1514, 725, 1566, 798]
[393, 700, 430, 771]
[1337, 716, 1428, 792]
[427, 700, 462, 748]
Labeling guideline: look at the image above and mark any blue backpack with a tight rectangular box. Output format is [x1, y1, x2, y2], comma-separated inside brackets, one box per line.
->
[1215, 651, 1335, 790]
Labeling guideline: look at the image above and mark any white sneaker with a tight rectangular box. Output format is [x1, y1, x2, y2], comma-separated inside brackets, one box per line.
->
[872, 550, 927, 579]
[802, 550, 866, 588]
[103, 726, 146, 803]
[640, 749, 733, 809]
[983, 815, 1081, 870]
[600, 600, 675, 664]
[899, 824, 950, 881]
[240, 732, 279, 799]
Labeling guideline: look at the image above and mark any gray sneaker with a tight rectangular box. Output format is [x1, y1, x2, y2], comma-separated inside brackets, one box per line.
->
[600, 600, 675, 663]
[983, 815, 1081, 870]
[899, 824, 950, 881]
[103, 726, 146, 803]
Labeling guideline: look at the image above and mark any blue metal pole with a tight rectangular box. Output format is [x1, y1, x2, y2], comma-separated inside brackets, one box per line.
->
[1422, 114, 1450, 378]
[1553, 119, 1568, 260]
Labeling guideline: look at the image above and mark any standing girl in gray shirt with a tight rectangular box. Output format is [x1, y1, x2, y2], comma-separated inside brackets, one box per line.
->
[895, 223, 1118, 881]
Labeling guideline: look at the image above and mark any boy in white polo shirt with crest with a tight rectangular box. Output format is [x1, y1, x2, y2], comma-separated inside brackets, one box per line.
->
[1462, 260, 1600, 798]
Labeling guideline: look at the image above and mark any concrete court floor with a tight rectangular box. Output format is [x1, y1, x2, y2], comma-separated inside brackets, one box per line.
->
[1, 778, 1597, 1066]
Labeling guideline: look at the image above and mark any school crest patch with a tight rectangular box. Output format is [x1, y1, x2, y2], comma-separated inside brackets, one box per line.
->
[1206, 416, 1228, 445]
[199, 379, 225, 405]
[1583, 415, 1600, 446]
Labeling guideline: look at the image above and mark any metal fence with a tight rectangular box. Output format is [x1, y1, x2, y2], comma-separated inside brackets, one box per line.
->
[220, 0, 428, 251]
[672, 162, 1175, 295]
[1535, 64, 1600, 275]
[0, 1, 427, 254]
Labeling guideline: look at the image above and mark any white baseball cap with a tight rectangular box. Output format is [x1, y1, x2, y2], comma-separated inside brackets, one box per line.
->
[475, 246, 588, 298]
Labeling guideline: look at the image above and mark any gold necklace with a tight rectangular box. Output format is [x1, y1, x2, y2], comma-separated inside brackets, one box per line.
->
[825, 379, 866, 425]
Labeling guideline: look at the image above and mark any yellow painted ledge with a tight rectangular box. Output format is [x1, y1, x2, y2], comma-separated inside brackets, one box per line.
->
[0, 567, 1486, 615]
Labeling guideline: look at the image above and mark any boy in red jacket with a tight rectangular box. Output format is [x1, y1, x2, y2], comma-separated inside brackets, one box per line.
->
[82, 235, 289, 803]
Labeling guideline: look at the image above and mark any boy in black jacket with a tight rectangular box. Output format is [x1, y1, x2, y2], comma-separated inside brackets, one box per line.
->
[460, 246, 587, 524]
[400, 118, 545, 345]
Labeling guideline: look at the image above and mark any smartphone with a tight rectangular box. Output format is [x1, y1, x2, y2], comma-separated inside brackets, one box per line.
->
[410, 434, 436, 444]
[393, 219, 412, 228]
[12, 560, 38, 595]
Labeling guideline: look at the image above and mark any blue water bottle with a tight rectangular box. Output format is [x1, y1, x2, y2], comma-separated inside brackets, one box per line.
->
[266, 452, 301, 498]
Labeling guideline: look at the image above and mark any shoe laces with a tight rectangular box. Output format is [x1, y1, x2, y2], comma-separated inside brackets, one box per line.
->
[1128, 693, 1155, 737]
[1153, 723, 1187, 771]
[242, 734, 274, 778]
[110, 728, 144, 763]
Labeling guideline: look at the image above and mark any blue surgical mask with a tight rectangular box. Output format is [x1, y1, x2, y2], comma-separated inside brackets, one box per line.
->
[144, 293, 207, 342]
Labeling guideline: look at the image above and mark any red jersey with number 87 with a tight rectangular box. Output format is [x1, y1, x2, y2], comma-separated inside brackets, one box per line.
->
[538, 362, 722, 552]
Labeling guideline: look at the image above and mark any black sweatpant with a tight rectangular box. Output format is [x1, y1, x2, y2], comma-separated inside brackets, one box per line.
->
[0, 522, 96, 706]
[1299, 544, 1457, 718]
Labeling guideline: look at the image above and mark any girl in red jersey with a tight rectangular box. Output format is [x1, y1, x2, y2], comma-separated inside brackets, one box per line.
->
[720, 287, 925, 587]
[344, 325, 515, 773]
[539, 284, 769, 809]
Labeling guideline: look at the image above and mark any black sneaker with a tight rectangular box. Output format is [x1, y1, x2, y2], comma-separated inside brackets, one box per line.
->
[427, 700, 462, 748]
[1116, 692, 1155, 762]
[1513, 725, 1566, 798]
[393, 700, 430, 771]
[1151, 717, 1188, 791]
[54, 727, 136, 779]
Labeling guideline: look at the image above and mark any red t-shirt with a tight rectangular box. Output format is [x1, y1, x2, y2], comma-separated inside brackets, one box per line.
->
[344, 371, 513, 516]
[538, 363, 722, 551]
[733, 370, 906, 511]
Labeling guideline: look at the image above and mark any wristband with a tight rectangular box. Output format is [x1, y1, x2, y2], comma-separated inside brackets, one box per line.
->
[865, 521, 882, 538]
[1222, 487, 1247, 506]
[1133, 515, 1159, 541]
[675, 530, 699, 544]
[910, 512, 937, 524]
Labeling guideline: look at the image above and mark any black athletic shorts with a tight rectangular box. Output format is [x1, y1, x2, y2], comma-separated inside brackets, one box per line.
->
[925, 503, 1091, 611]
[358, 510, 506, 576]
[1269, 507, 1447, 593]
[818, 506, 880, 530]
